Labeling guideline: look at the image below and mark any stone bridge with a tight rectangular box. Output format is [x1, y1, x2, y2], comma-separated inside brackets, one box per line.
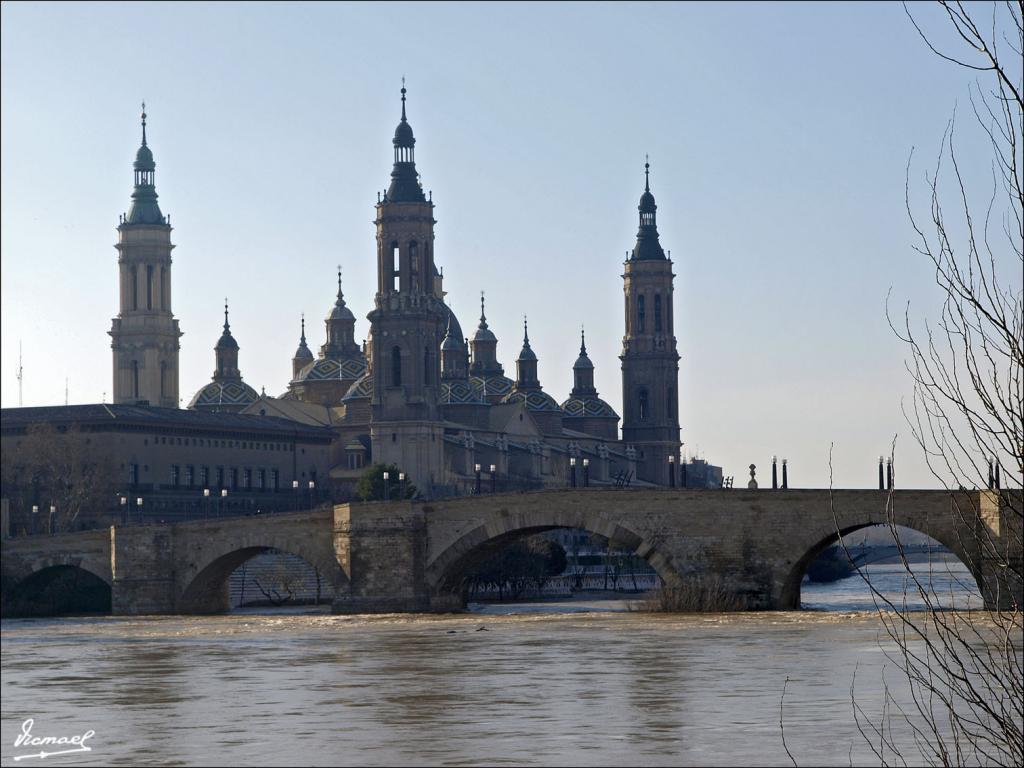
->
[2, 489, 1020, 615]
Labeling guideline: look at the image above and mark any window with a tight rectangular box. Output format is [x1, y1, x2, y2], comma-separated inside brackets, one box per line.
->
[654, 294, 662, 333]
[171, 465, 180, 487]
[271, 469, 279, 492]
[216, 466, 225, 488]
[639, 389, 649, 421]
[200, 466, 209, 487]
[391, 346, 402, 386]
[409, 241, 418, 290]
[242, 468, 251, 489]
[185, 465, 194, 488]
[637, 295, 646, 333]
[130, 264, 138, 310]
[146, 265, 154, 310]
[391, 242, 400, 291]
[423, 345, 431, 384]
[132, 361, 140, 399]
[230, 468, 238, 489]
[129, 463, 139, 487]
[256, 469, 265, 490]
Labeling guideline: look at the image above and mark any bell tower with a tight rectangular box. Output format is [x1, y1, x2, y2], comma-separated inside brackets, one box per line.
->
[620, 159, 681, 484]
[367, 83, 447, 491]
[109, 104, 182, 408]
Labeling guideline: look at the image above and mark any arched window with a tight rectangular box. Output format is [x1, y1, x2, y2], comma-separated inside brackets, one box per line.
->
[146, 265, 154, 310]
[160, 361, 166, 399]
[160, 266, 167, 310]
[391, 242, 400, 292]
[639, 389, 649, 421]
[130, 265, 138, 310]
[654, 294, 662, 333]
[637, 295, 646, 334]
[409, 241, 419, 291]
[391, 346, 402, 386]
[132, 360, 140, 399]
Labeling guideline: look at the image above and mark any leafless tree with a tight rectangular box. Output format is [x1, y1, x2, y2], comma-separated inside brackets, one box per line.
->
[1, 423, 119, 534]
[842, 3, 1022, 765]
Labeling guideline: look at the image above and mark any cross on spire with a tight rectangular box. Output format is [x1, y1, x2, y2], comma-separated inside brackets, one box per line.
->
[141, 101, 148, 146]
[223, 298, 230, 330]
[400, 77, 407, 121]
[644, 154, 650, 192]
[337, 265, 344, 300]
[300, 313, 306, 343]
[580, 324, 587, 354]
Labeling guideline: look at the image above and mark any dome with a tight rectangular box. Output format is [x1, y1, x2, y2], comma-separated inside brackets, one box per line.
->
[341, 372, 373, 402]
[573, 352, 594, 370]
[440, 379, 485, 405]
[441, 304, 464, 343]
[470, 374, 514, 399]
[517, 345, 537, 362]
[188, 380, 258, 411]
[561, 395, 618, 419]
[441, 323, 464, 352]
[294, 342, 314, 362]
[473, 325, 497, 343]
[216, 329, 239, 350]
[393, 119, 415, 148]
[638, 189, 656, 213]
[328, 302, 355, 322]
[134, 144, 155, 171]
[501, 389, 564, 413]
[293, 355, 367, 384]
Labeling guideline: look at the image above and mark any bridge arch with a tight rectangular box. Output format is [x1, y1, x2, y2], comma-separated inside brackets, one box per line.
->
[177, 538, 348, 614]
[426, 506, 681, 599]
[3, 562, 112, 616]
[779, 521, 983, 609]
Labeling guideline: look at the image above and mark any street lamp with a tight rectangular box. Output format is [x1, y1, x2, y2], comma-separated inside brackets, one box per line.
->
[772, 456, 778, 490]
[135, 497, 143, 524]
[308, 479, 315, 509]
[203, 488, 210, 519]
[383, 471, 390, 501]
[220, 488, 228, 517]
[31, 504, 39, 535]
[292, 479, 300, 510]
[474, 463, 481, 495]
[119, 495, 128, 525]
[399, 472, 406, 499]
[570, 457, 577, 488]
[782, 458, 788, 490]
[489, 464, 496, 493]
[49, 504, 56, 535]
[878, 456, 885, 490]
[668, 454, 675, 488]
[583, 458, 590, 488]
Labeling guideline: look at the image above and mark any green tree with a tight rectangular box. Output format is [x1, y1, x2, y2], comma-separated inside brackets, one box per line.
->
[355, 463, 418, 501]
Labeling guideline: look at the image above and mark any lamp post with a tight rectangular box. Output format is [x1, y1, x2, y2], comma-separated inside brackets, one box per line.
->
[570, 457, 577, 488]
[781, 458, 788, 489]
[220, 488, 228, 517]
[399, 472, 406, 499]
[886, 457, 894, 490]
[681, 458, 687, 488]
[583, 458, 590, 488]
[668, 454, 675, 488]
[119, 495, 128, 525]
[135, 497, 143, 524]
[383, 471, 390, 501]
[474, 463, 481, 495]
[489, 464, 496, 493]
[308, 479, 315, 509]
[879, 456, 885, 490]
[48, 504, 56, 535]
[203, 488, 210, 519]
[31, 504, 39, 535]
[292, 479, 300, 511]
[772, 456, 778, 490]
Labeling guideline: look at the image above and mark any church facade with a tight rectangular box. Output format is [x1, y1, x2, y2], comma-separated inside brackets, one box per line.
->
[126, 90, 685, 497]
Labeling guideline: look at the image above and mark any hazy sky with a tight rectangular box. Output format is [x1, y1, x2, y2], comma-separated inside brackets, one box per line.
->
[0, 2, 1009, 488]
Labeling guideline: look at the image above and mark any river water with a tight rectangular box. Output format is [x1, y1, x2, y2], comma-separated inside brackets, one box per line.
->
[0, 563, 997, 766]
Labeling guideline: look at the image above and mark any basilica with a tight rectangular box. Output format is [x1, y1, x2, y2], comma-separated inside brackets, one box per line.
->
[109, 88, 685, 497]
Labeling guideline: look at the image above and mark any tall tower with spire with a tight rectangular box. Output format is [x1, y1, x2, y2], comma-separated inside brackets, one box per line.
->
[109, 104, 182, 407]
[367, 83, 448, 490]
[620, 159, 680, 484]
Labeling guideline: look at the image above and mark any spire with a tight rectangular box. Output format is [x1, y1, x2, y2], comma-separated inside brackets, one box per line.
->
[300, 313, 307, 345]
[386, 81, 426, 203]
[292, 313, 313, 376]
[125, 102, 164, 226]
[514, 314, 539, 389]
[630, 156, 665, 261]
[517, 316, 536, 361]
[580, 325, 588, 356]
[213, 297, 240, 381]
[479, 291, 488, 330]
[336, 265, 344, 303]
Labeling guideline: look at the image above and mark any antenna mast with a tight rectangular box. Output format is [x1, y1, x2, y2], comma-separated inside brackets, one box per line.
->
[17, 341, 23, 406]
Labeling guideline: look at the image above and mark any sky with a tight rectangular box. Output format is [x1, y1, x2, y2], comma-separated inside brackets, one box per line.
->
[1, 1, 1015, 489]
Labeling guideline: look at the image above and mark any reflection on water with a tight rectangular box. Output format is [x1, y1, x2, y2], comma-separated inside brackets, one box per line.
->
[0, 563, 991, 766]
